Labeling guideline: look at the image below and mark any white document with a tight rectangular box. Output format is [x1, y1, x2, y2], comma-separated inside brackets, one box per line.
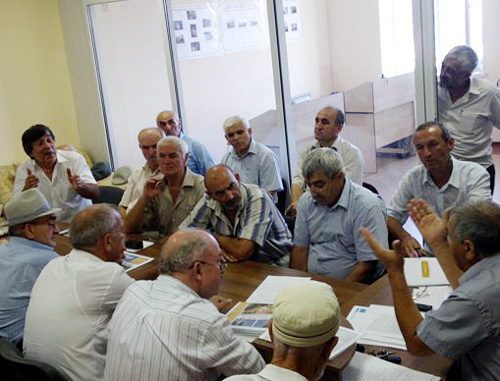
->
[404, 258, 450, 287]
[413, 286, 453, 310]
[342, 352, 440, 381]
[246, 276, 311, 304]
[347, 305, 410, 350]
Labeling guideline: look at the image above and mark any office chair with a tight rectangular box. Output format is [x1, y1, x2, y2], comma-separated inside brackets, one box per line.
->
[0, 338, 71, 381]
[93, 186, 125, 206]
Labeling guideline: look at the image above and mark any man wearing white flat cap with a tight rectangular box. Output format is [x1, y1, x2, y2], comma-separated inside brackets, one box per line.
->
[225, 280, 340, 381]
[0, 189, 60, 345]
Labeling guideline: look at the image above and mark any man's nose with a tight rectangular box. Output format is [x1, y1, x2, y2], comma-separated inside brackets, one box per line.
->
[224, 190, 234, 201]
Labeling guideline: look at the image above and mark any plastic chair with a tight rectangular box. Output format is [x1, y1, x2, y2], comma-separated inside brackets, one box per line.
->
[0, 338, 71, 381]
[93, 186, 125, 206]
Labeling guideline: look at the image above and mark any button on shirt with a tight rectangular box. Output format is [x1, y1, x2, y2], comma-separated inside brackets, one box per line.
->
[119, 164, 162, 210]
[388, 157, 491, 224]
[438, 77, 500, 167]
[105, 275, 265, 381]
[294, 179, 387, 279]
[180, 183, 292, 264]
[13, 150, 96, 222]
[0, 237, 57, 344]
[293, 136, 364, 187]
[417, 253, 500, 381]
[23, 249, 134, 381]
[221, 139, 283, 196]
[182, 133, 215, 175]
[141, 168, 205, 236]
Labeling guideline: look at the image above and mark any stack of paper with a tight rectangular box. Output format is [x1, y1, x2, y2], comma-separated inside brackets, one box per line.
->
[347, 305, 415, 350]
[245, 275, 311, 304]
[404, 258, 449, 287]
[343, 352, 440, 381]
[227, 302, 273, 337]
[412, 285, 453, 310]
[122, 252, 154, 272]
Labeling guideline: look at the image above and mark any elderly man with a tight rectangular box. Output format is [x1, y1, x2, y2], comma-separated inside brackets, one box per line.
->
[125, 136, 205, 237]
[388, 122, 490, 257]
[290, 148, 386, 283]
[156, 110, 214, 175]
[221, 116, 283, 199]
[13, 124, 99, 222]
[105, 229, 265, 381]
[438, 45, 500, 193]
[180, 165, 292, 264]
[290, 107, 364, 213]
[226, 281, 340, 381]
[119, 127, 165, 213]
[23, 205, 134, 381]
[362, 199, 500, 380]
[0, 189, 60, 345]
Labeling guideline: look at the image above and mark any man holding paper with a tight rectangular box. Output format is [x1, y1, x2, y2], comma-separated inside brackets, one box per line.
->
[361, 199, 500, 380]
[387, 122, 490, 257]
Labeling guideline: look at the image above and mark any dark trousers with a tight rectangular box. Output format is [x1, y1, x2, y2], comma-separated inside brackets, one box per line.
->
[486, 164, 495, 195]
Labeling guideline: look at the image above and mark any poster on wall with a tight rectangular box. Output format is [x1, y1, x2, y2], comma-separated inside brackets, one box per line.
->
[219, 0, 268, 52]
[283, 0, 302, 41]
[173, 5, 219, 59]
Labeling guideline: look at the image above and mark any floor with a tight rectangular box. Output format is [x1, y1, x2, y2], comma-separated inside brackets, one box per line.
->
[363, 152, 500, 244]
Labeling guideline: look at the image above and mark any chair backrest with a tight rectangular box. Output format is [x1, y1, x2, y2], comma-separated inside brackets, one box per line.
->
[0, 339, 71, 381]
[93, 186, 125, 206]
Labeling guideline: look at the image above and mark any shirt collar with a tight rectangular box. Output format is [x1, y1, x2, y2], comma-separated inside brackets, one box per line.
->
[313, 136, 342, 150]
[230, 139, 256, 159]
[423, 157, 459, 189]
[258, 364, 308, 381]
[163, 167, 196, 188]
[331, 177, 351, 210]
[157, 274, 201, 299]
[459, 252, 500, 285]
[9, 236, 55, 251]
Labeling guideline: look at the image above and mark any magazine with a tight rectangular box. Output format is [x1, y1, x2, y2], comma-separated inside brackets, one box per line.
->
[122, 251, 154, 272]
[227, 302, 273, 337]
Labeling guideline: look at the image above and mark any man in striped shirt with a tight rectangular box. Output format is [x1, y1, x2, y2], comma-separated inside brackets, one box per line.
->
[180, 165, 293, 265]
[105, 229, 265, 381]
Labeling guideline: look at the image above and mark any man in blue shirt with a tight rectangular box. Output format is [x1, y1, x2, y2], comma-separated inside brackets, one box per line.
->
[0, 188, 60, 344]
[156, 110, 215, 175]
[290, 148, 387, 283]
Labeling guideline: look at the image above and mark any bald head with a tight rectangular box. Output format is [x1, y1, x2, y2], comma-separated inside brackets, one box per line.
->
[204, 165, 242, 211]
[156, 110, 182, 137]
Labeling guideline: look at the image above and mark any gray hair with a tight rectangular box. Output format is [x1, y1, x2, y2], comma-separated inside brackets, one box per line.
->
[223, 116, 250, 134]
[70, 205, 121, 249]
[452, 201, 500, 257]
[444, 45, 478, 74]
[320, 107, 345, 126]
[159, 234, 212, 275]
[137, 127, 165, 142]
[157, 136, 189, 156]
[415, 121, 452, 143]
[302, 147, 345, 180]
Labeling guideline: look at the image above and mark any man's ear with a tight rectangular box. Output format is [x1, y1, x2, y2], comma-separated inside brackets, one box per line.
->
[267, 318, 274, 342]
[321, 336, 339, 360]
[463, 239, 481, 264]
[448, 137, 455, 151]
[248, 128, 253, 137]
[24, 223, 36, 240]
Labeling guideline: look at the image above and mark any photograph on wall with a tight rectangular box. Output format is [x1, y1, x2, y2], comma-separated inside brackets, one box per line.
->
[173, 4, 218, 59]
[284, 0, 302, 41]
[219, 0, 268, 52]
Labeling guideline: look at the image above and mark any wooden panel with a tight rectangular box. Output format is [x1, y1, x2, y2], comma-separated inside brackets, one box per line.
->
[345, 81, 374, 113]
[374, 101, 416, 148]
[372, 73, 415, 112]
[344, 113, 377, 173]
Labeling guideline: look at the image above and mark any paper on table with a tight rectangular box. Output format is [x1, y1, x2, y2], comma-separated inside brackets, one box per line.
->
[342, 352, 440, 381]
[246, 276, 311, 304]
[413, 286, 453, 310]
[404, 258, 449, 287]
[259, 326, 362, 360]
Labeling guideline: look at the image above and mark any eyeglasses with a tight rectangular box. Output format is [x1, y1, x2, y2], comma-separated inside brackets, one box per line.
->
[188, 259, 227, 272]
[31, 216, 58, 228]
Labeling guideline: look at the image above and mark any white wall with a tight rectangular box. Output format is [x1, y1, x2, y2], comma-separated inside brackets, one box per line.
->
[0, 0, 80, 164]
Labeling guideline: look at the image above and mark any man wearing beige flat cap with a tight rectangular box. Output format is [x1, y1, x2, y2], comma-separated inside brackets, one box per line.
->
[226, 280, 340, 381]
[0, 189, 60, 345]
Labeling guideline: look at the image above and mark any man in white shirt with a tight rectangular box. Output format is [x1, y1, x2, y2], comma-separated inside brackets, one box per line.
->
[438, 45, 500, 193]
[225, 281, 340, 381]
[105, 228, 265, 381]
[388, 122, 490, 256]
[23, 205, 134, 381]
[289, 107, 364, 215]
[119, 127, 164, 213]
[14, 124, 99, 222]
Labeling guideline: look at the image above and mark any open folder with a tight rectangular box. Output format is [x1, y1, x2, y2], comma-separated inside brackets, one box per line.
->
[404, 258, 449, 287]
